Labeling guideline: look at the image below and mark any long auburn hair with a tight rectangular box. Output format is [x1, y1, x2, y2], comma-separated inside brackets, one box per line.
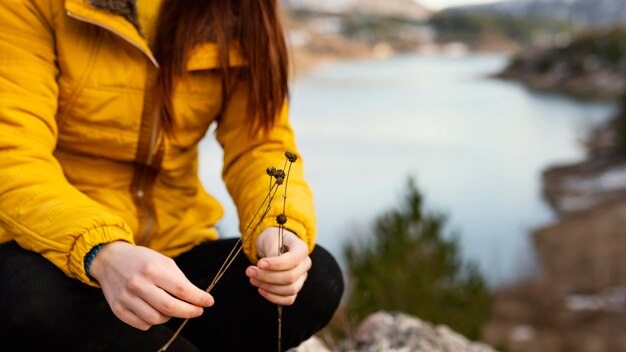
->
[153, 0, 289, 136]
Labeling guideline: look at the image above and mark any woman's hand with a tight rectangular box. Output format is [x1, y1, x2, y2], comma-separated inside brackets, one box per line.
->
[245, 227, 312, 305]
[89, 242, 214, 331]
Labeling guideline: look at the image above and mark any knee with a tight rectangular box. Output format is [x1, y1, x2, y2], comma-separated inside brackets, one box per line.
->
[0, 243, 92, 333]
[304, 245, 345, 318]
[0, 246, 63, 331]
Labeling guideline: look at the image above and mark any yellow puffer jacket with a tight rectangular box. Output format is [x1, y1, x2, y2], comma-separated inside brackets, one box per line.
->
[0, 0, 316, 287]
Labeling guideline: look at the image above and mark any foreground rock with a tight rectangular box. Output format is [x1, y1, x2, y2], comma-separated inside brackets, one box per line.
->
[290, 337, 331, 352]
[336, 311, 496, 352]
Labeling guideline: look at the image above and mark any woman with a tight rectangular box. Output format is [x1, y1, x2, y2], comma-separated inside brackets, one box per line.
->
[0, 0, 344, 351]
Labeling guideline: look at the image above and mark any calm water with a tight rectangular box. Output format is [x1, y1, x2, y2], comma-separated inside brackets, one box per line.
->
[199, 53, 616, 287]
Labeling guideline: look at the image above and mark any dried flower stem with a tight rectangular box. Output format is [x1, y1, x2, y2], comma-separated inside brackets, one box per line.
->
[159, 182, 282, 351]
[159, 152, 297, 352]
[276, 155, 295, 352]
[207, 184, 282, 290]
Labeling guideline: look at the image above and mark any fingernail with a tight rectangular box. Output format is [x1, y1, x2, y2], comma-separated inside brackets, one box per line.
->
[258, 260, 269, 269]
[246, 267, 258, 278]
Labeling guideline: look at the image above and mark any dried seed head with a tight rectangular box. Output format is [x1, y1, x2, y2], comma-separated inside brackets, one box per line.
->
[266, 166, 277, 177]
[276, 214, 288, 225]
[274, 169, 286, 180]
[285, 151, 298, 163]
[275, 177, 284, 185]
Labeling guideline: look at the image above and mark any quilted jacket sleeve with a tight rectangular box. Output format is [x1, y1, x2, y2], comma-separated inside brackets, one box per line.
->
[0, 0, 134, 286]
[216, 78, 316, 263]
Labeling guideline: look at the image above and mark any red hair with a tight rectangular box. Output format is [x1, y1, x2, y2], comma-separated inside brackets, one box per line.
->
[153, 0, 290, 135]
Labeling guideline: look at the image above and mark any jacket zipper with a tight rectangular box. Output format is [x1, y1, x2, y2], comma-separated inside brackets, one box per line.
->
[67, 10, 161, 244]
[136, 110, 160, 245]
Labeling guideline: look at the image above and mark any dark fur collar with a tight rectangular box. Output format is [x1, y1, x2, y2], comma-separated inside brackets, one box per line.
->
[87, 0, 141, 31]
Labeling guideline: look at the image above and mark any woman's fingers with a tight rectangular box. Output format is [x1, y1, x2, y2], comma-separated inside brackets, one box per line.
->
[137, 283, 207, 319]
[111, 303, 153, 331]
[257, 287, 298, 306]
[246, 255, 311, 285]
[252, 229, 313, 304]
[123, 295, 172, 327]
[250, 272, 307, 297]
[257, 248, 307, 271]
[147, 259, 215, 310]
[95, 243, 214, 329]
[126, 260, 213, 319]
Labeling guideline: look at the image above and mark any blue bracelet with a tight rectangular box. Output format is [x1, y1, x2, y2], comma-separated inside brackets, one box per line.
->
[84, 243, 105, 281]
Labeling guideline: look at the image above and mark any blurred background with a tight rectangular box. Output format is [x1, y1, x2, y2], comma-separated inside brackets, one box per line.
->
[199, 0, 626, 351]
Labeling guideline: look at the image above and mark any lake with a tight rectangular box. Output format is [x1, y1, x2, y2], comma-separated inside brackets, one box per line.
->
[199, 53, 617, 287]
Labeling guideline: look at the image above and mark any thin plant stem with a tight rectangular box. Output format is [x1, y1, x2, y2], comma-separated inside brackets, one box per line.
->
[276, 159, 294, 352]
[209, 185, 279, 289]
[277, 220, 284, 352]
[282, 162, 293, 214]
[277, 305, 283, 352]
[159, 181, 282, 352]
[207, 182, 281, 290]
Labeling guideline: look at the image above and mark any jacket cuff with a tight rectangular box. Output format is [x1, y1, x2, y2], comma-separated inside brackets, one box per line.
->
[68, 224, 134, 287]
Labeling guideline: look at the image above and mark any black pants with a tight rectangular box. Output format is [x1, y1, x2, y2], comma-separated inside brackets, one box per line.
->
[0, 239, 344, 352]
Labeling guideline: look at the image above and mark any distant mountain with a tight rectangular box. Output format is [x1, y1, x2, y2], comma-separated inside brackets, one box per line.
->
[447, 0, 626, 28]
[283, 0, 431, 21]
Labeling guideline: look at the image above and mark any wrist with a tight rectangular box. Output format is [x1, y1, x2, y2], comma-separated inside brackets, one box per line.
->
[84, 243, 105, 282]
[87, 241, 131, 282]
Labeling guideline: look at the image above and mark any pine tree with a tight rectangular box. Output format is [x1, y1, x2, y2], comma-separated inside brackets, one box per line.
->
[344, 178, 492, 340]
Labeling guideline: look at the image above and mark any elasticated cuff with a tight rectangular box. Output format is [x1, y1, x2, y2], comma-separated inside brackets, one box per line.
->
[68, 224, 134, 287]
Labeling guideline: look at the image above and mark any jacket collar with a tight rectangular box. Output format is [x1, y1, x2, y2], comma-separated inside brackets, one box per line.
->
[87, 0, 141, 31]
[64, 0, 157, 67]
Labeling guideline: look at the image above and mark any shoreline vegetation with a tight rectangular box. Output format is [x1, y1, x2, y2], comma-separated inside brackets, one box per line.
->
[479, 21, 626, 352]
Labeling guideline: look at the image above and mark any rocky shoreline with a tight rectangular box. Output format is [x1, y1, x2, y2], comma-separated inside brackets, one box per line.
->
[485, 26, 626, 350]
[493, 27, 626, 102]
[483, 111, 626, 351]
[495, 59, 625, 102]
